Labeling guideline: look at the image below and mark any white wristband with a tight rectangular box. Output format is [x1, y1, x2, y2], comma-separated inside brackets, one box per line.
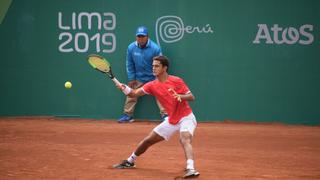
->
[122, 85, 132, 95]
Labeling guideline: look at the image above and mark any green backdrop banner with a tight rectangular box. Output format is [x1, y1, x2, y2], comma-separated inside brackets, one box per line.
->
[0, 0, 319, 125]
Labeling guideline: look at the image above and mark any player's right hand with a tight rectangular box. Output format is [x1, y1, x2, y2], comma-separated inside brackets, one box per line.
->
[116, 83, 132, 95]
[115, 83, 125, 90]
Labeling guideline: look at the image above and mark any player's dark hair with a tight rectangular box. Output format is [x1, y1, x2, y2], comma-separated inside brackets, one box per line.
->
[153, 55, 169, 71]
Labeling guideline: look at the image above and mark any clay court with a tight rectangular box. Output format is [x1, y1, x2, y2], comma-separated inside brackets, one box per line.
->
[0, 117, 319, 180]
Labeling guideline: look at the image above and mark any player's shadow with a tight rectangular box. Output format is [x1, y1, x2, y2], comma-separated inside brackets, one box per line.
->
[110, 166, 194, 179]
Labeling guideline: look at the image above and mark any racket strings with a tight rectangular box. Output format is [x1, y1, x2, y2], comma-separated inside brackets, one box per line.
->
[88, 57, 111, 73]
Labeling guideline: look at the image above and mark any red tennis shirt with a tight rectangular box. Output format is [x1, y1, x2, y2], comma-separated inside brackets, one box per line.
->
[142, 75, 193, 125]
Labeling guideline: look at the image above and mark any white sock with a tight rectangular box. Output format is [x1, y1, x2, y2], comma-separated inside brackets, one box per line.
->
[127, 152, 138, 163]
[186, 159, 194, 170]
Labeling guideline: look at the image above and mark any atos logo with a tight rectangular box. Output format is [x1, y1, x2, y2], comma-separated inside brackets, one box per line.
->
[253, 24, 314, 45]
[155, 15, 214, 47]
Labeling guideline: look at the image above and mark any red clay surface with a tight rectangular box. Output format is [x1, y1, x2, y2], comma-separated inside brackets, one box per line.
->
[0, 117, 319, 180]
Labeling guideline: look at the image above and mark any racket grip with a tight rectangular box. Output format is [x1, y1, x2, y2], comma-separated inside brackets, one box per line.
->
[112, 78, 121, 86]
[111, 78, 132, 95]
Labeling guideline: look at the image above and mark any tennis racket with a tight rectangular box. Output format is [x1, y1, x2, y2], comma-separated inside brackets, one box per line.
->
[87, 54, 121, 86]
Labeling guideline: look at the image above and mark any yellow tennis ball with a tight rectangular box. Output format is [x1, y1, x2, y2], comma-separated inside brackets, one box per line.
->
[65, 81, 72, 89]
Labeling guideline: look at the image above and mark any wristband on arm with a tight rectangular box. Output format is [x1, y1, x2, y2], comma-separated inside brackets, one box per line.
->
[122, 85, 132, 95]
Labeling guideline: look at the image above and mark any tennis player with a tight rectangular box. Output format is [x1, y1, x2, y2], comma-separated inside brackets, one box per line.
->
[113, 55, 200, 178]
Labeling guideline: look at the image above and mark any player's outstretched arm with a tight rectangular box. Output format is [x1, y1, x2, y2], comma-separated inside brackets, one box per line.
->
[115, 83, 145, 97]
[128, 88, 145, 98]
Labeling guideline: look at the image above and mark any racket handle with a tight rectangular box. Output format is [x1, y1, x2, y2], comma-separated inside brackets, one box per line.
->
[112, 78, 132, 95]
[112, 78, 121, 86]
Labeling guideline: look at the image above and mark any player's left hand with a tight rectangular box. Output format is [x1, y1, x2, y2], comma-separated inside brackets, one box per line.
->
[168, 88, 182, 102]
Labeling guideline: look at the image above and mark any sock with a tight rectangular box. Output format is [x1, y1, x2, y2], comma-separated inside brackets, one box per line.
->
[186, 159, 194, 170]
[127, 152, 138, 163]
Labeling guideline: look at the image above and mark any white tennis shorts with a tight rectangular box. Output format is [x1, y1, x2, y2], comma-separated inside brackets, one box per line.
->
[153, 113, 197, 141]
